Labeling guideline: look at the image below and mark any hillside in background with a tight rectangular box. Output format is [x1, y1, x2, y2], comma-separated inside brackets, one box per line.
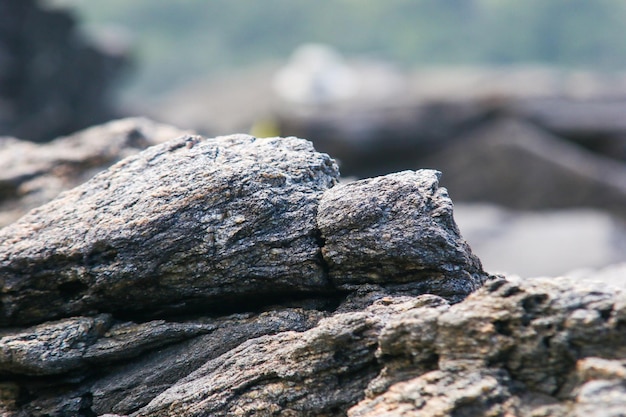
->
[51, 0, 626, 99]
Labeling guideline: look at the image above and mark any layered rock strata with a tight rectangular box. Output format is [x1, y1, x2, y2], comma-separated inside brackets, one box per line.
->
[3, 131, 620, 417]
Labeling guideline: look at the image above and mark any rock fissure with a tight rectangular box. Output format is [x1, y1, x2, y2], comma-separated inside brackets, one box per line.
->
[4, 127, 568, 417]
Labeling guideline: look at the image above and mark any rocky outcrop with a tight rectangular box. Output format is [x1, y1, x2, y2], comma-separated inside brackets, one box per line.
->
[2, 129, 624, 417]
[0, 117, 192, 228]
[0, 134, 343, 326]
[0, 131, 489, 416]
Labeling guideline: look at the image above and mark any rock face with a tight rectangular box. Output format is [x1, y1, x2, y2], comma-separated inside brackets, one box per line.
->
[5, 128, 623, 417]
[0, 130, 490, 416]
[349, 276, 626, 417]
[0, 134, 341, 326]
[318, 171, 485, 302]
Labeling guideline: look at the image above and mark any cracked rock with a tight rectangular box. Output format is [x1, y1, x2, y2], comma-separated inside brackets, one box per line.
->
[0, 134, 339, 326]
[0, 130, 498, 417]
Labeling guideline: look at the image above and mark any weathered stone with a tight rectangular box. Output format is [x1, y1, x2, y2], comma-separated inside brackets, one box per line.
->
[11, 308, 325, 417]
[0, 117, 192, 228]
[348, 275, 626, 416]
[317, 170, 486, 302]
[349, 369, 519, 417]
[7, 128, 599, 417]
[0, 315, 211, 376]
[134, 298, 423, 417]
[0, 134, 339, 326]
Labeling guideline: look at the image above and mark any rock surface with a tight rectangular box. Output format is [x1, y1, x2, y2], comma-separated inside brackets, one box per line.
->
[318, 171, 485, 302]
[0, 130, 489, 416]
[0, 134, 341, 326]
[349, 276, 626, 417]
[4, 128, 624, 417]
[0, 117, 192, 228]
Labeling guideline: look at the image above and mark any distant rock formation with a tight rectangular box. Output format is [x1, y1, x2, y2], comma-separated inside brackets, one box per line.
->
[0, 117, 192, 227]
[0, 0, 128, 141]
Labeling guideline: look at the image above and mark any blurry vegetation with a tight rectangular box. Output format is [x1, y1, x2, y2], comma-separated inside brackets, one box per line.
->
[58, 0, 626, 98]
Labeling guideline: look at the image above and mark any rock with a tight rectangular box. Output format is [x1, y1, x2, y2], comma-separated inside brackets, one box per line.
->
[23, 127, 624, 417]
[0, 0, 128, 141]
[0, 315, 212, 376]
[349, 275, 626, 416]
[12, 273, 626, 417]
[14, 308, 326, 417]
[426, 118, 626, 218]
[0, 117, 192, 228]
[0, 134, 339, 326]
[318, 170, 486, 302]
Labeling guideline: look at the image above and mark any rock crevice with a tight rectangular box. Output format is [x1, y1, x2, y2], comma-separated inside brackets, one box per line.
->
[0, 131, 495, 417]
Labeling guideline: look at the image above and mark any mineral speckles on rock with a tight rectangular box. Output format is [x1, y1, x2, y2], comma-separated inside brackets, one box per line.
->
[317, 170, 487, 302]
[0, 134, 340, 326]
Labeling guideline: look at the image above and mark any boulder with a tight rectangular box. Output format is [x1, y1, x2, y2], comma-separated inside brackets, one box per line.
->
[0, 131, 493, 416]
[0, 134, 339, 326]
[12, 129, 625, 416]
[318, 171, 485, 302]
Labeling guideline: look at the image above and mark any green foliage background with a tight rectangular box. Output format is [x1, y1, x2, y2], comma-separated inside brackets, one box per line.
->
[66, 0, 626, 97]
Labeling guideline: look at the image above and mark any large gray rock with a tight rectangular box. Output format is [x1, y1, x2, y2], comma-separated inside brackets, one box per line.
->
[318, 170, 486, 302]
[134, 299, 416, 417]
[10, 274, 626, 417]
[0, 130, 496, 416]
[0, 134, 339, 326]
[0, 315, 212, 376]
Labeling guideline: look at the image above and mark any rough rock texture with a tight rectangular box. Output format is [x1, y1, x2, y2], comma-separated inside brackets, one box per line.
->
[7, 129, 623, 417]
[0, 134, 340, 326]
[318, 171, 485, 302]
[0, 131, 494, 417]
[348, 276, 626, 417]
[8, 274, 626, 416]
[0, 0, 128, 141]
[0, 117, 192, 228]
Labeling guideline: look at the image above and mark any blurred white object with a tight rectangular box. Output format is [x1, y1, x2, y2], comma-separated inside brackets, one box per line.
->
[454, 204, 626, 278]
[273, 43, 357, 105]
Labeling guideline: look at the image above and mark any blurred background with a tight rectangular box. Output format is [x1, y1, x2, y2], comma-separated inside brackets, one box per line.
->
[1, 0, 625, 281]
